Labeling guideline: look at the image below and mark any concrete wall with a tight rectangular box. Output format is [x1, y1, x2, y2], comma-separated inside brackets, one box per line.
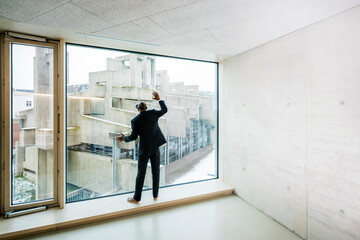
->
[155, 70, 168, 93]
[37, 149, 53, 199]
[79, 115, 133, 148]
[67, 151, 113, 193]
[166, 95, 200, 120]
[34, 48, 53, 130]
[67, 151, 165, 194]
[119, 159, 165, 191]
[222, 6, 360, 240]
[22, 146, 53, 199]
[19, 128, 35, 146]
[23, 146, 38, 182]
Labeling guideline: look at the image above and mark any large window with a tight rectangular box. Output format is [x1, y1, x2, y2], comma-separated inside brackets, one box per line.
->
[1, 35, 59, 213]
[66, 44, 218, 202]
[11, 44, 55, 204]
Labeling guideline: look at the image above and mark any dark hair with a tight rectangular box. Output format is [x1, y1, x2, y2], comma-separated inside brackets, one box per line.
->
[136, 102, 147, 110]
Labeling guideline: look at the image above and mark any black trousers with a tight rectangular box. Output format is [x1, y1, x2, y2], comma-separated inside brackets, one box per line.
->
[133, 148, 160, 201]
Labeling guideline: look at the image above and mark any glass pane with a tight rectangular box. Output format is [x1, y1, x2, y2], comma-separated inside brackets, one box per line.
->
[66, 44, 217, 202]
[11, 44, 54, 204]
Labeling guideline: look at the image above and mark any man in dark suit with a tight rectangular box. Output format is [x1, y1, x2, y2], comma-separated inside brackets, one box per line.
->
[118, 91, 167, 204]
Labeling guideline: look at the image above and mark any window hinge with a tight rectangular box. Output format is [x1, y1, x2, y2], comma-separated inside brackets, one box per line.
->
[2, 162, 5, 170]
[2, 79, 4, 86]
[5, 206, 46, 218]
[2, 121, 4, 128]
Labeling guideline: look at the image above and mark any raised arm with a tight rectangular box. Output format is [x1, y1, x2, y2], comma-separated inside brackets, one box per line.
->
[156, 100, 167, 117]
[153, 91, 167, 117]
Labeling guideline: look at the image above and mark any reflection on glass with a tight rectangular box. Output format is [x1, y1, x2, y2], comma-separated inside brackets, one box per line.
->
[11, 44, 54, 204]
[66, 45, 217, 202]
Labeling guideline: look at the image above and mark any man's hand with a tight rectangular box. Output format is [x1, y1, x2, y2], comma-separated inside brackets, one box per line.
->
[117, 133, 125, 142]
[152, 91, 160, 101]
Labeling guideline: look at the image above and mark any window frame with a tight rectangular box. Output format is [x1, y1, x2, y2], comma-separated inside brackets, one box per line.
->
[0, 35, 61, 213]
[65, 42, 219, 204]
[0, 34, 219, 214]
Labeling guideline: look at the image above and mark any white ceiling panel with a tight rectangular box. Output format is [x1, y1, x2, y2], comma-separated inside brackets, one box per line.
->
[0, 0, 359, 60]
[150, 0, 360, 36]
[149, 0, 253, 35]
[189, 34, 279, 57]
[149, 29, 218, 47]
[207, 0, 360, 54]
[71, 0, 199, 25]
[187, 42, 245, 57]
[95, 22, 157, 42]
[132, 17, 173, 39]
[28, 2, 113, 33]
[209, 18, 287, 44]
[0, 0, 70, 22]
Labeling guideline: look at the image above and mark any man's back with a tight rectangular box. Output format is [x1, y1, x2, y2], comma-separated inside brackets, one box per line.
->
[125, 100, 167, 154]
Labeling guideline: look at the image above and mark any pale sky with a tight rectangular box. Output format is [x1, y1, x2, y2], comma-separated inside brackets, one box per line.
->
[67, 45, 217, 92]
[13, 44, 217, 92]
[13, 44, 36, 90]
[156, 56, 217, 92]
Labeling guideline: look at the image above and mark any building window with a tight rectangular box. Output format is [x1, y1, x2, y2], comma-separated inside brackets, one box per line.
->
[66, 44, 218, 203]
[122, 60, 129, 67]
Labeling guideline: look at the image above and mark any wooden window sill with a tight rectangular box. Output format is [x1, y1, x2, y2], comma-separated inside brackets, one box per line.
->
[0, 179, 233, 239]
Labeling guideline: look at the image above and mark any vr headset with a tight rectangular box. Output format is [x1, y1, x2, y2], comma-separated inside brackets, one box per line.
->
[136, 102, 147, 110]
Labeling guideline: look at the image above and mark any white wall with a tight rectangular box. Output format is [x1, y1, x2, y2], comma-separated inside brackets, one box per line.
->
[221, 6, 360, 240]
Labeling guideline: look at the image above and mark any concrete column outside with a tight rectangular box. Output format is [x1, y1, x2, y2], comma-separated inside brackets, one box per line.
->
[112, 138, 117, 189]
[133, 144, 137, 160]
[189, 125, 192, 154]
[198, 120, 201, 150]
[166, 136, 170, 165]
[178, 137, 182, 159]
[109, 132, 122, 190]
[37, 149, 53, 200]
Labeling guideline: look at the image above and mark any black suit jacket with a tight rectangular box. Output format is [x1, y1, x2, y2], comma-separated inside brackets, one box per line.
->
[125, 100, 168, 155]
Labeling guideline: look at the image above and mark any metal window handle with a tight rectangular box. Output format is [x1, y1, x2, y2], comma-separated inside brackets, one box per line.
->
[57, 113, 60, 134]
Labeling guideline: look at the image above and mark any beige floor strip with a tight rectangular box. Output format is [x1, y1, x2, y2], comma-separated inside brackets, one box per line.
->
[0, 180, 233, 239]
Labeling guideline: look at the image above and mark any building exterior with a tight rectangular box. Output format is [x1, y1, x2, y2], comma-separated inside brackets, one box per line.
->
[14, 50, 217, 203]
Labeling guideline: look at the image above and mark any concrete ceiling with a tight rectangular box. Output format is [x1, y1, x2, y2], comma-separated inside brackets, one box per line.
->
[0, 0, 359, 61]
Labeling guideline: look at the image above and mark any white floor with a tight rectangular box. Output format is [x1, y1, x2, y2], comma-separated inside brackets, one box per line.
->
[23, 195, 303, 240]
